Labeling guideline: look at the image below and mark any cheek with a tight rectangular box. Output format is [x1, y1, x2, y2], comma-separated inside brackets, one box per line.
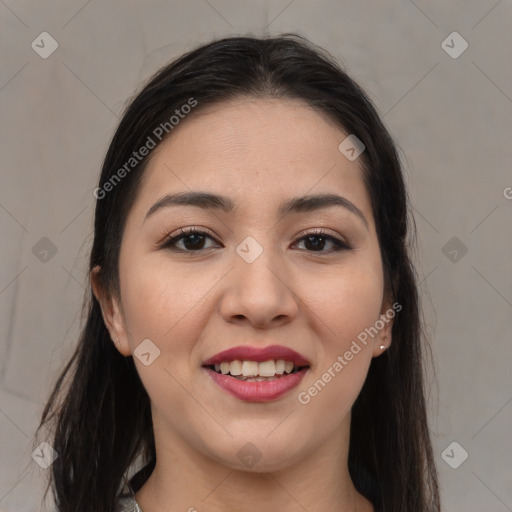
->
[118, 258, 213, 413]
[118, 255, 226, 396]
[119, 255, 210, 339]
[294, 268, 382, 434]
[304, 258, 384, 345]
[295, 257, 383, 410]
[332, 275, 383, 344]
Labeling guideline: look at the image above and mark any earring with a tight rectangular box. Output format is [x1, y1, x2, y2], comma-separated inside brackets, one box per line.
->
[380, 335, 387, 351]
[114, 337, 119, 344]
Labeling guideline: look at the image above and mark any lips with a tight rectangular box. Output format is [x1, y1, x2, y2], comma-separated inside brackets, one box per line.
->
[204, 367, 309, 402]
[202, 345, 311, 402]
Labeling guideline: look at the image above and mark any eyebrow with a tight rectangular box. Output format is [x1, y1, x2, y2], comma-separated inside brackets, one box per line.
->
[144, 191, 368, 229]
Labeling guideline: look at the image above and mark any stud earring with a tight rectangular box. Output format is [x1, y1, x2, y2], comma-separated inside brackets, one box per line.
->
[114, 337, 119, 344]
[379, 335, 387, 351]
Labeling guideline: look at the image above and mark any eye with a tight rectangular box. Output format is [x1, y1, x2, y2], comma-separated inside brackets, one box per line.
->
[292, 229, 351, 253]
[160, 227, 351, 254]
[161, 227, 221, 252]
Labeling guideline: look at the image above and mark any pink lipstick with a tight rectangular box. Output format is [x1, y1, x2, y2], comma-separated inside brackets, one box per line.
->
[202, 344, 310, 402]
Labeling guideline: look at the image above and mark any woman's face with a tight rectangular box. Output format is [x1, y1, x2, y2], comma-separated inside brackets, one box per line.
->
[95, 97, 393, 472]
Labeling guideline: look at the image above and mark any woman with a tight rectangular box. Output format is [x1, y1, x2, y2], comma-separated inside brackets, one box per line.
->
[35, 34, 440, 512]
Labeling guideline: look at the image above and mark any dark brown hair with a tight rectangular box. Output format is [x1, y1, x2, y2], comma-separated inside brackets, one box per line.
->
[35, 33, 440, 512]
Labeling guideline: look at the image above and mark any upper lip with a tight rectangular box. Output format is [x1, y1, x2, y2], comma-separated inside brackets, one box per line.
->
[202, 345, 310, 367]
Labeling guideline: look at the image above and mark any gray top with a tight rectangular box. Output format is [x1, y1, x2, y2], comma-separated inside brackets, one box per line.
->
[113, 478, 379, 512]
[115, 495, 142, 512]
[115, 478, 143, 512]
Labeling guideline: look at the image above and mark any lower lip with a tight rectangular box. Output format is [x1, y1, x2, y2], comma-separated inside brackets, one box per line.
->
[203, 367, 309, 402]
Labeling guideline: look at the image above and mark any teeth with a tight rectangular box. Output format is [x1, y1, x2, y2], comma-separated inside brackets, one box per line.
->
[211, 359, 303, 377]
[258, 360, 275, 376]
[242, 360, 259, 377]
[229, 360, 243, 376]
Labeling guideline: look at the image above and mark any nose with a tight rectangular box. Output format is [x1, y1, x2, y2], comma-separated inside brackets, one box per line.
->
[219, 246, 299, 329]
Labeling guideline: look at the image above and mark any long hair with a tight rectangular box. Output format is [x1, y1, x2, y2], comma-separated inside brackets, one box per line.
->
[35, 34, 440, 512]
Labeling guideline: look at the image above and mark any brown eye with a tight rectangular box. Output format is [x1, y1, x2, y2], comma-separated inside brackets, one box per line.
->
[293, 230, 351, 253]
[162, 228, 220, 252]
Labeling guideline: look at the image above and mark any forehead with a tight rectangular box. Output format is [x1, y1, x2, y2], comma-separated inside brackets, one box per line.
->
[131, 97, 371, 222]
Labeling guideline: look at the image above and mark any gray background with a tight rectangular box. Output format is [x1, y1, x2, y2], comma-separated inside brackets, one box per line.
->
[1, 1, 511, 511]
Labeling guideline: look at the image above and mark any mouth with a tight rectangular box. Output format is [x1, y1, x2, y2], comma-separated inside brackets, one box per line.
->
[203, 359, 310, 382]
[201, 345, 311, 401]
[202, 358, 310, 402]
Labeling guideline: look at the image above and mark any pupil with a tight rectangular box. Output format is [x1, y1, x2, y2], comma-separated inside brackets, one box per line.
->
[185, 233, 205, 250]
[305, 235, 325, 251]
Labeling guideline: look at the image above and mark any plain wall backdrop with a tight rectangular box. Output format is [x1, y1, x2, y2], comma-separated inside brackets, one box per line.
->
[1, 1, 511, 510]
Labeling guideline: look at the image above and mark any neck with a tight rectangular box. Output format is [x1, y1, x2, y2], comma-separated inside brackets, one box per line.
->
[134, 414, 374, 512]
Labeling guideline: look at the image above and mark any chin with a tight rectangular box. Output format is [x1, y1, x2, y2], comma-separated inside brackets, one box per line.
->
[209, 439, 308, 474]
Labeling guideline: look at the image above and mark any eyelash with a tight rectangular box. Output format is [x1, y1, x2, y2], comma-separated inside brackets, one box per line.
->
[160, 227, 351, 254]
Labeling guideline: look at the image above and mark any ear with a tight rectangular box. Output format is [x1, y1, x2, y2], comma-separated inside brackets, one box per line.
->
[90, 265, 132, 356]
[372, 295, 398, 358]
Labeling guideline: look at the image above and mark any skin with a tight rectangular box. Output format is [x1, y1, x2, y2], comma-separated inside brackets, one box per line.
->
[92, 97, 393, 512]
